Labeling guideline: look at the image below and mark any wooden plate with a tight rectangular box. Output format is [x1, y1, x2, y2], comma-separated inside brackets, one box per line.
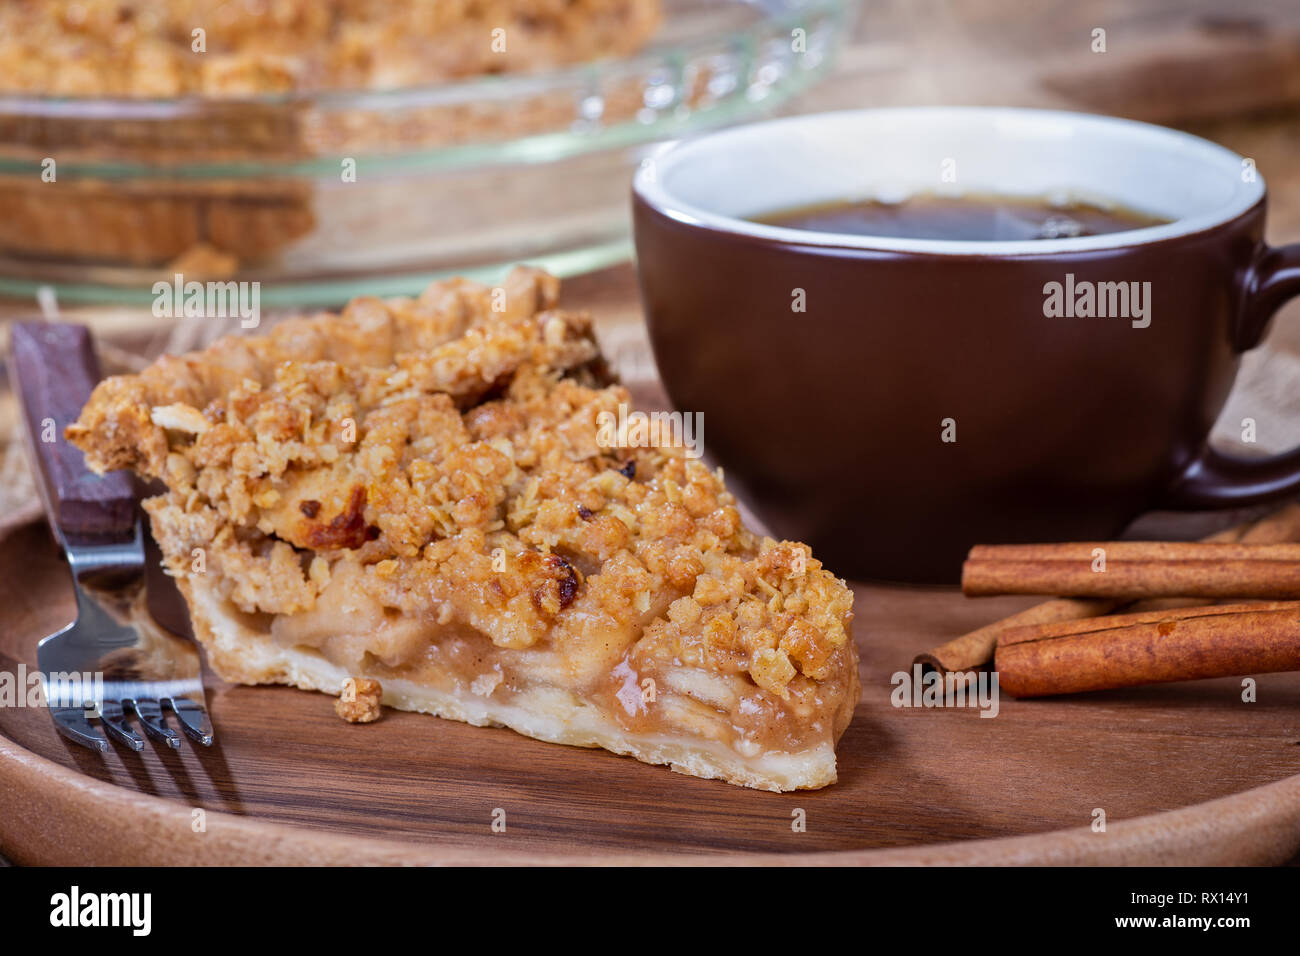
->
[2, 517, 1299, 865]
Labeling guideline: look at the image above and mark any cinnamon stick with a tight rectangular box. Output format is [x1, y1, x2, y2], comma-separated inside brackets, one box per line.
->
[913, 598, 1115, 674]
[1221, 504, 1300, 546]
[962, 541, 1300, 600]
[995, 601, 1300, 697]
[914, 504, 1300, 674]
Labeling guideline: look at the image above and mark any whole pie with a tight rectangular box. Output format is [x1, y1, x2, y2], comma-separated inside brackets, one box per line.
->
[0, 0, 663, 95]
[0, 0, 663, 270]
[68, 268, 860, 790]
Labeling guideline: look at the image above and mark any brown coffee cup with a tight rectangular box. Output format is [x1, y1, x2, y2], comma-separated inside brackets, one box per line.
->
[632, 107, 1300, 583]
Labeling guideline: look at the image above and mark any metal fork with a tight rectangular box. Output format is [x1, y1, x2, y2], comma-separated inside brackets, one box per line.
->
[9, 322, 213, 753]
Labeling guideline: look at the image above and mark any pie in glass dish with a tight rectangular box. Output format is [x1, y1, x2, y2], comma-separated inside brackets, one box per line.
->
[0, 0, 663, 271]
[68, 268, 860, 790]
[0, 0, 663, 95]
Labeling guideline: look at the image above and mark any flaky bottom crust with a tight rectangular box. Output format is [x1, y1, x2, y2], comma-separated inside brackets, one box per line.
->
[181, 576, 843, 792]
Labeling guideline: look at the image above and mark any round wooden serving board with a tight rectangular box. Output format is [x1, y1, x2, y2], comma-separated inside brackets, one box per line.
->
[2, 517, 1299, 865]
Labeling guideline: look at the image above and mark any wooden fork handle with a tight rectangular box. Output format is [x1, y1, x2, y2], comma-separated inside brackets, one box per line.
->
[8, 322, 136, 540]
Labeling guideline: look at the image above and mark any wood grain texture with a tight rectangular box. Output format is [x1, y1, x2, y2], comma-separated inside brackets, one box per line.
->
[1, 518, 1298, 865]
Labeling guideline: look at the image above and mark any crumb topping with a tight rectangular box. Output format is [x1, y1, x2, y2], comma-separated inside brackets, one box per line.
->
[70, 267, 855, 717]
[0, 0, 662, 97]
[335, 676, 383, 723]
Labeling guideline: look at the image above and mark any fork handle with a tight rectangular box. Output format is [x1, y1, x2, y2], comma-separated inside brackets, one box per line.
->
[9, 322, 136, 540]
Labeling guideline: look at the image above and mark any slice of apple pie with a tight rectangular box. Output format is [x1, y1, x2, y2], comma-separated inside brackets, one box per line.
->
[68, 268, 859, 790]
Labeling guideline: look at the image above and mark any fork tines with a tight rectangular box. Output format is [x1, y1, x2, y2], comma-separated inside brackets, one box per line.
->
[56, 696, 214, 753]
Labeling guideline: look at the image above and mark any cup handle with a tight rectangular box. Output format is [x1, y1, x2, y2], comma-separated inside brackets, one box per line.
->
[1161, 241, 1300, 509]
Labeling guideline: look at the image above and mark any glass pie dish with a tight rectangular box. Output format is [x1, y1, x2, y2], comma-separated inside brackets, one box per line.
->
[0, 0, 859, 307]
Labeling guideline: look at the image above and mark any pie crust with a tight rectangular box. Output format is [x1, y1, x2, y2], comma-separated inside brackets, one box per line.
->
[69, 267, 860, 790]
